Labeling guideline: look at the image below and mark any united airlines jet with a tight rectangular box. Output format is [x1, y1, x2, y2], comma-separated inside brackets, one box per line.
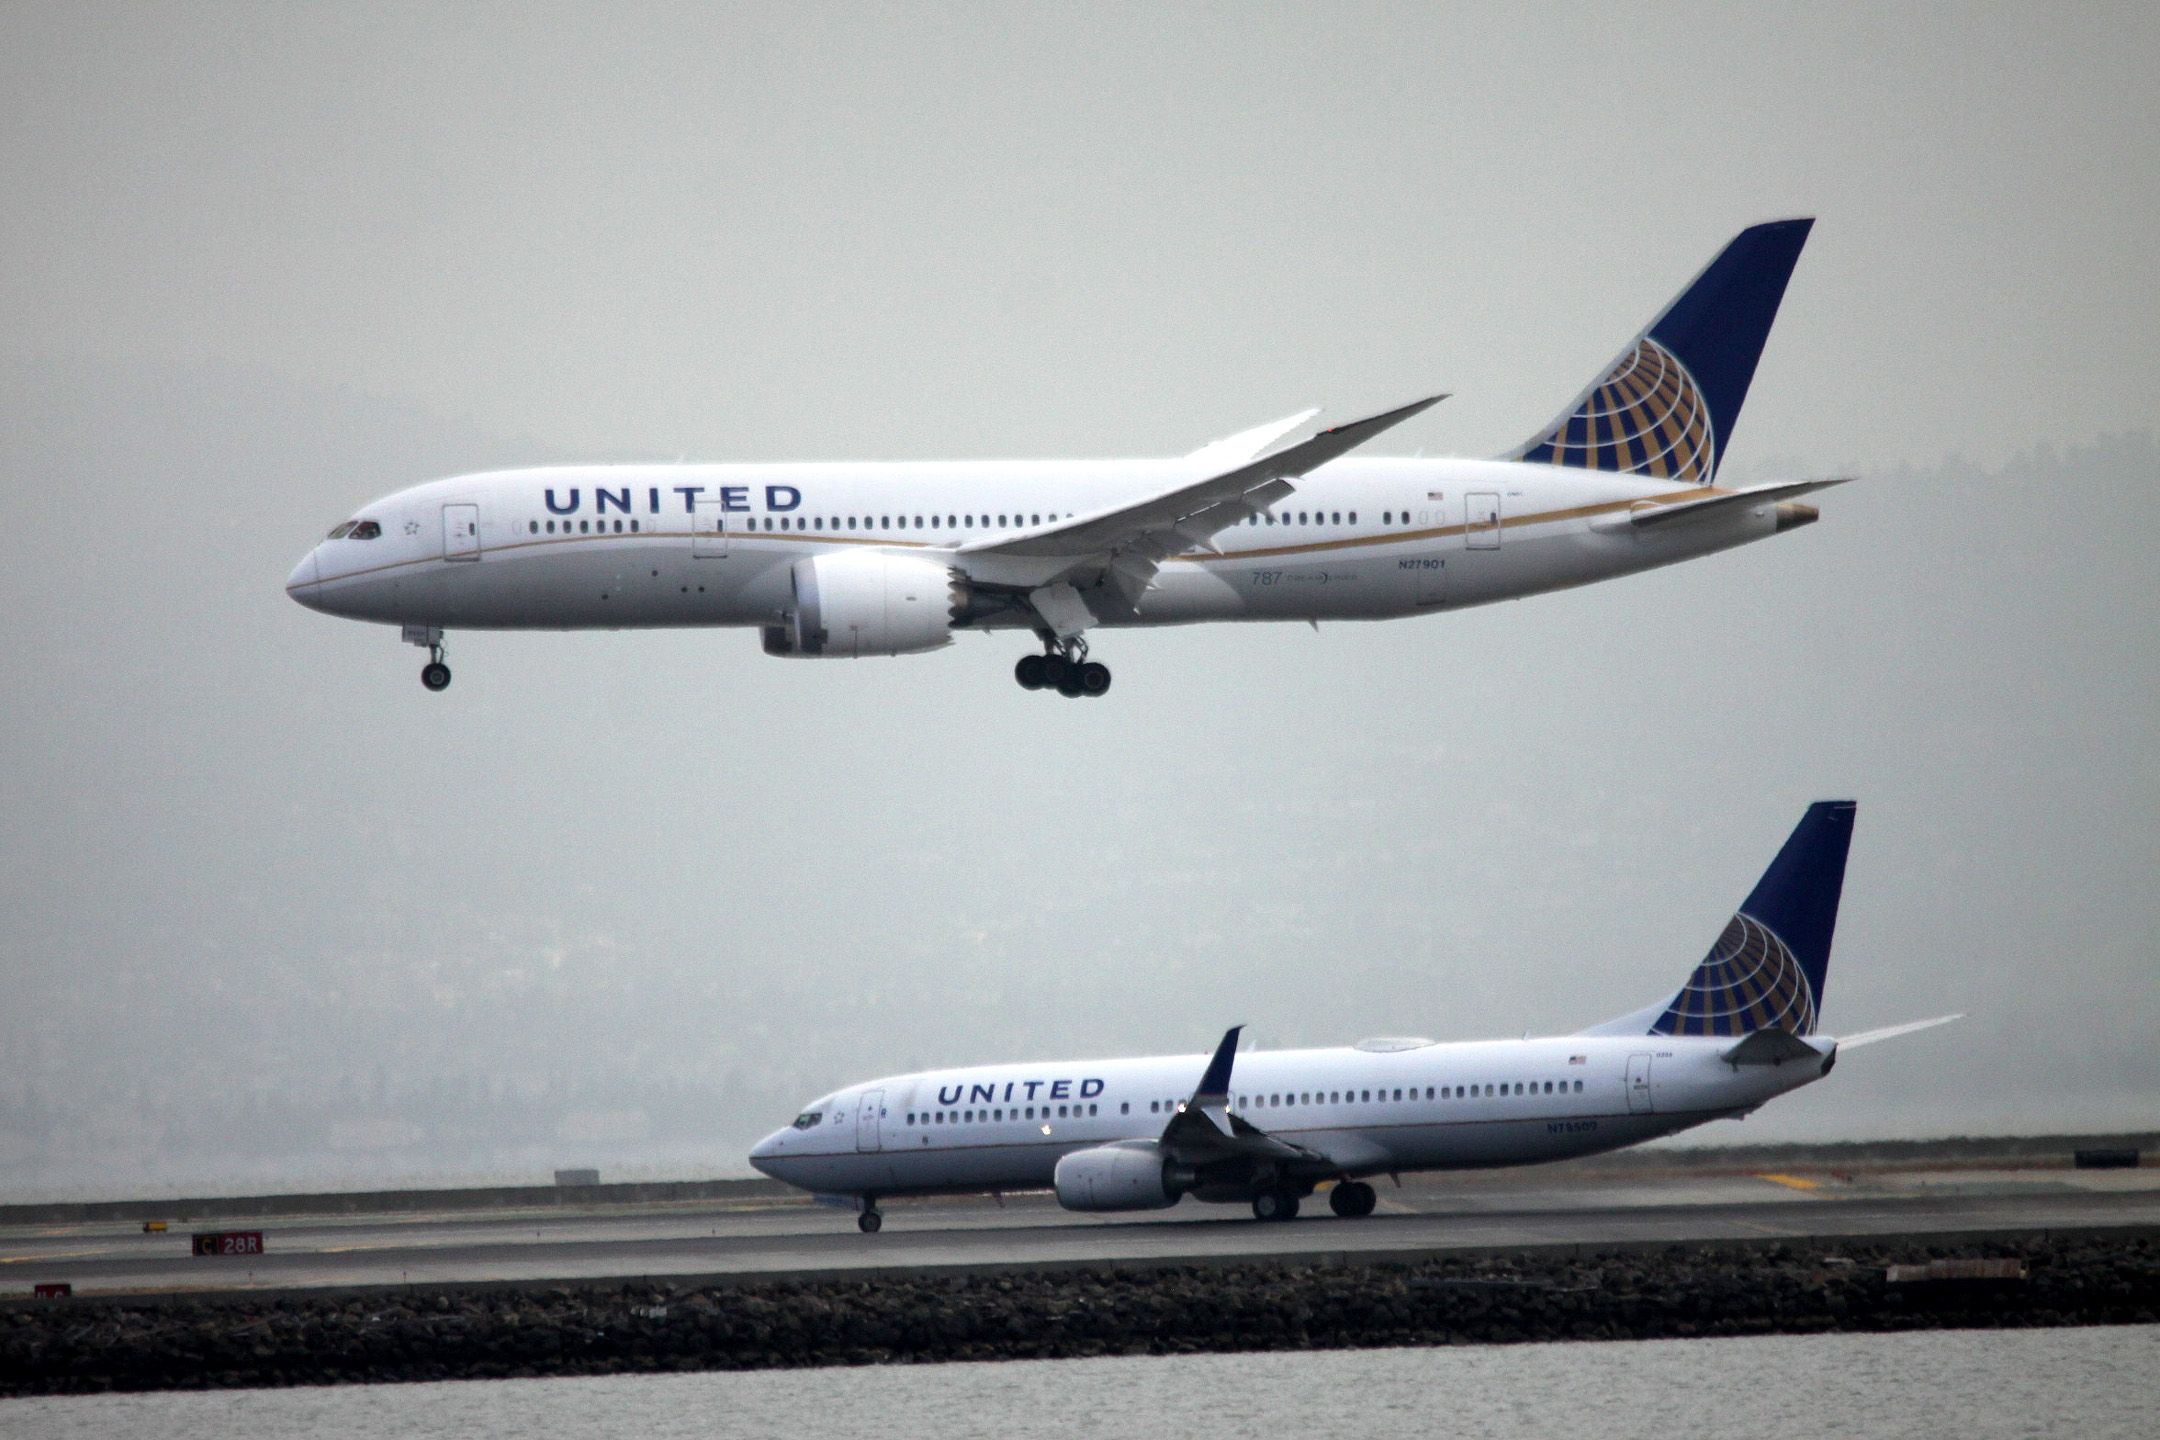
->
[288, 220, 1839, 696]
[750, 802, 1957, 1231]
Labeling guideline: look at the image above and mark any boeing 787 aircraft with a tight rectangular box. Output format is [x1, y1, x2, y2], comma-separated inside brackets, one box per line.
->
[289, 220, 1839, 696]
[751, 802, 1957, 1231]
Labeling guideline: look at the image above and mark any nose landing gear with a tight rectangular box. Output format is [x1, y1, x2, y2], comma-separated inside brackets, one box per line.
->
[1015, 638, 1111, 698]
[857, 1200, 883, 1234]
[405, 625, 451, 692]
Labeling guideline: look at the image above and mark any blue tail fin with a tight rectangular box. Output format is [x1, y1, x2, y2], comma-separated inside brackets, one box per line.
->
[1651, 800, 1856, 1038]
[1511, 218, 1813, 484]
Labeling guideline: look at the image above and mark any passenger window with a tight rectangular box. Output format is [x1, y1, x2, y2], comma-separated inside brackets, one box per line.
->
[1120, 1102, 1129, 1115]
[1058, 1104, 1068, 1118]
[1349, 512, 1357, 524]
[631, 519, 639, 532]
[1331, 511, 1341, 524]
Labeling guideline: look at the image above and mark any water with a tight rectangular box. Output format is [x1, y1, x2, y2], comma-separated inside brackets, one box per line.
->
[8, 1326, 2156, 1438]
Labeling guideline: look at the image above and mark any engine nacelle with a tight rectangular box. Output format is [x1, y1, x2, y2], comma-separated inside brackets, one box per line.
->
[1052, 1140, 1183, 1212]
[761, 552, 965, 658]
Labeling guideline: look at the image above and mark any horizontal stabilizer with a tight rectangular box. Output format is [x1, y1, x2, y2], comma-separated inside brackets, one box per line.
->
[1621, 477, 1851, 530]
[1721, 1029, 1827, 1066]
[1834, 1014, 1963, 1049]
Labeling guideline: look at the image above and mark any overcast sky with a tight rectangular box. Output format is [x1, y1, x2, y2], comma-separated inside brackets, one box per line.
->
[2, 4, 2155, 1198]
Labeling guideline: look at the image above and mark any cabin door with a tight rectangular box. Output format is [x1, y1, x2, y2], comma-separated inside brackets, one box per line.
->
[856, 1089, 885, 1153]
[1625, 1054, 1655, 1114]
[691, 498, 729, 557]
[1466, 493, 1501, 549]
[442, 504, 480, 561]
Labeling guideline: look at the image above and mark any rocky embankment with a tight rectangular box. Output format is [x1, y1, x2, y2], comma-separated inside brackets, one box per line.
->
[6, 1236, 2155, 1395]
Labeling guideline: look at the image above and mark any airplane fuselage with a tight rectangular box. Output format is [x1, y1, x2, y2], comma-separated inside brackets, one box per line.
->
[749, 1031, 1830, 1202]
[286, 456, 1809, 637]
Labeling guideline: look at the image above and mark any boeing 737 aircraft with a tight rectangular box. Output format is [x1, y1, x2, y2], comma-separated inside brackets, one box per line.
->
[289, 219, 1840, 696]
[750, 802, 1957, 1231]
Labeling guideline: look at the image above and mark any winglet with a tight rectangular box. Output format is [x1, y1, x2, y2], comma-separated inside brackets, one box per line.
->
[1193, 1025, 1242, 1105]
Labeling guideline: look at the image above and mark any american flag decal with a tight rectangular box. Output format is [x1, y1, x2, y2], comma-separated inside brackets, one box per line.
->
[1568, 1054, 1586, 1065]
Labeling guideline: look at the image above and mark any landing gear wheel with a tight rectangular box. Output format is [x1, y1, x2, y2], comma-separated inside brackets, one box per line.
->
[1015, 654, 1048, 690]
[857, 1209, 883, 1234]
[1251, 1190, 1301, 1222]
[1077, 661, 1111, 697]
[1040, 654, 1071, 690]
[421, 661, 452, 692]
[1329, 1181, 1377, 1218]
[1056, 669, 1087, 698]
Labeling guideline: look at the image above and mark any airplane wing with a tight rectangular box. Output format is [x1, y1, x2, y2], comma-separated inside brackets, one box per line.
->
[1157, 1025, 1322, 1167]
[955, 395, 1445, 635]
[1619, 476, 1852, 530]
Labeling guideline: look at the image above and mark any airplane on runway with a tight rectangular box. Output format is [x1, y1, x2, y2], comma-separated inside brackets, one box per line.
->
[288, 219, 1843, 697]
[750, 801, 1958, 1232]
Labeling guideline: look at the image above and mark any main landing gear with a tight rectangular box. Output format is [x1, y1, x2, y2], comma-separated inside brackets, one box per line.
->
[1251, 1181, 1375, 1222]
[1328, 1180, 1378, 1218]
[405, 626, 451, 692]
[1014, 638, 1111, 699]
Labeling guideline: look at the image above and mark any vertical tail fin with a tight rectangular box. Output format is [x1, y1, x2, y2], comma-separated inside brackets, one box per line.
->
[1510, 218, 1813, 484]
[1649, 800, 1856, 1038]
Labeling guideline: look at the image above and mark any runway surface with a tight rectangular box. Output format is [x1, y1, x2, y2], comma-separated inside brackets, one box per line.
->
[7, 1164, 2156, 1300]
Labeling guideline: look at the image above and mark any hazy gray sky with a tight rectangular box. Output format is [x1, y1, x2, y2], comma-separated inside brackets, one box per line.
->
[2, 4, 2155, 1197]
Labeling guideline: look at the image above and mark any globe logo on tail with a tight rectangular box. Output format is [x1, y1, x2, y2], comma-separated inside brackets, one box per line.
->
[1520, 337, 1715, 483]
[1653, 912, 1818, 1037]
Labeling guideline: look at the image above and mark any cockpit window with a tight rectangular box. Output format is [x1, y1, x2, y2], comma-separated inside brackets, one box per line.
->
[791, 1111, 823, 1130]
[327, 521, 356, 539]
[348, 520, 382, 540]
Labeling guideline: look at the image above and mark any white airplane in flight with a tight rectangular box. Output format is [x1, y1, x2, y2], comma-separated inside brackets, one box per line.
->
[750, 802, 1958, 1231]
[289, 219, 1840, 696]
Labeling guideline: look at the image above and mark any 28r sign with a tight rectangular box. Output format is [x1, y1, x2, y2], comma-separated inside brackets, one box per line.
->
[191, 1230, 264, 1257]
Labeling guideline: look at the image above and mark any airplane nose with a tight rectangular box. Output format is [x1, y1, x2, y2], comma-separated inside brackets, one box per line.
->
[286, 548, 322, 610]
[748, 1129, 789, 1178]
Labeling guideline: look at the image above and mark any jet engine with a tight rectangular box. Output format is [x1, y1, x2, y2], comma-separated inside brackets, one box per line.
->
[761, 552, 968, 658]
[1052, 1140, 1186, 1212]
